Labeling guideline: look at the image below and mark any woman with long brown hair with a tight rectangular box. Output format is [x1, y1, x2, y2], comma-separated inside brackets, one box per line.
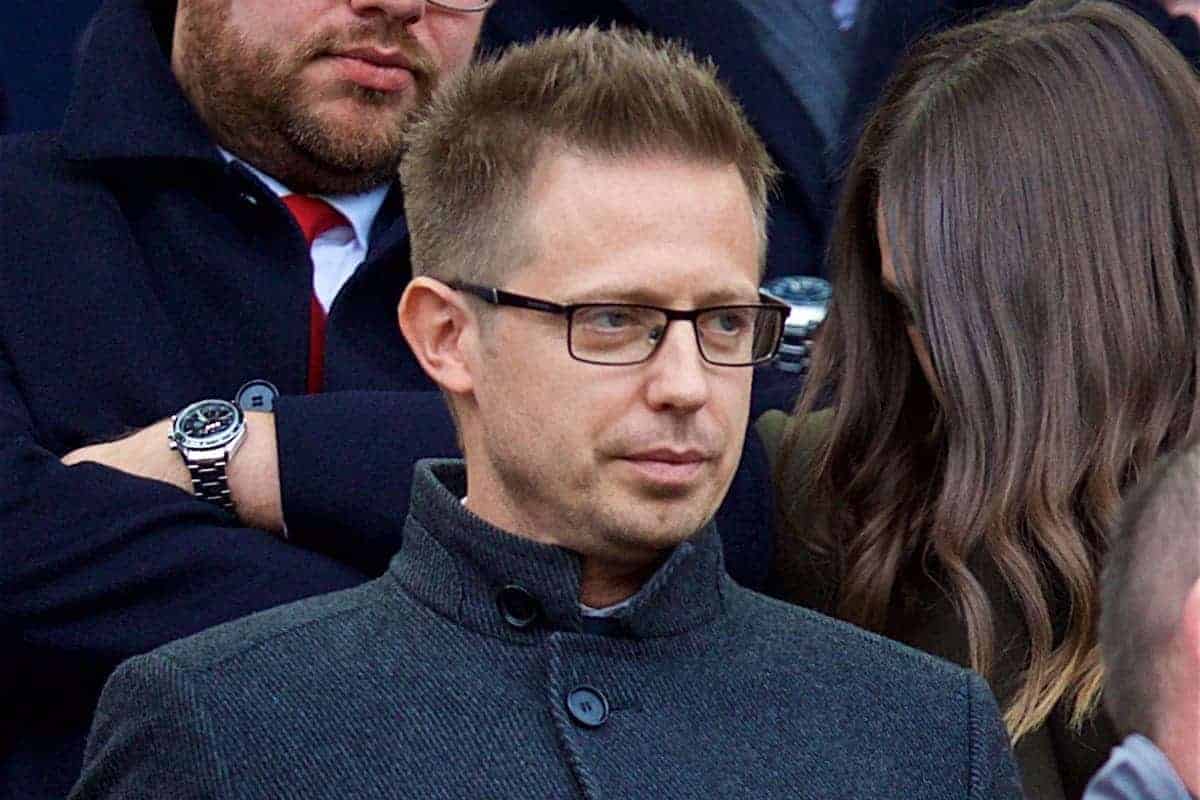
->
[759, 2, 1200, 798]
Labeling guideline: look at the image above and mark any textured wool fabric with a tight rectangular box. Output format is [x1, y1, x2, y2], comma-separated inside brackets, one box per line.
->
[72, 460, 1023, 800]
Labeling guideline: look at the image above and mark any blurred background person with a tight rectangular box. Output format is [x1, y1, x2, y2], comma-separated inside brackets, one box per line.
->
[1086, 441, 1200, 800]
[758, 2, 1200, 798]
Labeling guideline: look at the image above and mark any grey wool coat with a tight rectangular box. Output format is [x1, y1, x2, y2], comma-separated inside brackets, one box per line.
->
[71, 460, 1023, 800]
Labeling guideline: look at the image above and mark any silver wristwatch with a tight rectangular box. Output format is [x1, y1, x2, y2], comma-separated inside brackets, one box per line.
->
[168, 398, 247, 511]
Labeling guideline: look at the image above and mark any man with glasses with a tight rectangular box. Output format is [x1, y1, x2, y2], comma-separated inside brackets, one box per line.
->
[71, 28, 1020, 799]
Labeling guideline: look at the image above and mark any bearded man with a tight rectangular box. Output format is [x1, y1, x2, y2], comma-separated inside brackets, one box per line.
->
[0, 2, 775, 797]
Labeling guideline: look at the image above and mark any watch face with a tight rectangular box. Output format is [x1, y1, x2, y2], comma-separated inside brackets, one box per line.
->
[172, 399, 244, 450]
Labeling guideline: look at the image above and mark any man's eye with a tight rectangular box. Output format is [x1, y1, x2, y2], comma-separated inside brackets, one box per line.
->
[704, 309, 753, 335]
[597, 310, 633, 329]
[717, 312, 746, 332]
[580, 307, 640, 330]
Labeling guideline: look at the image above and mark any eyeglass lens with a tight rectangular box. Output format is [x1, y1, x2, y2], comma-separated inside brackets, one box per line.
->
[568, 306, 782, 365]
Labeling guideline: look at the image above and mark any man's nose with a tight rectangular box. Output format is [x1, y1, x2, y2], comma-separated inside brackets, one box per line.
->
[348, 0, 426, 25]
[643, 321, 711, 413]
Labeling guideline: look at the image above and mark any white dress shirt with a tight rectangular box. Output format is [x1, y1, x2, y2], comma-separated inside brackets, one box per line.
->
[220, 150, 390, 312]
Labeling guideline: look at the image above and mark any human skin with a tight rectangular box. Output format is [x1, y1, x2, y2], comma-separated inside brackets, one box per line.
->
[1158, 578, 1200, 796]
[1163, 0, 1200, 27]
[171, 0, 486, 193]
[399, 152, 761, 607]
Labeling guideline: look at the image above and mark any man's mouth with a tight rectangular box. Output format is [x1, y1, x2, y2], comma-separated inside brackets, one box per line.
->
[620, 448, 713, 487]
[325, 48, 419, 93]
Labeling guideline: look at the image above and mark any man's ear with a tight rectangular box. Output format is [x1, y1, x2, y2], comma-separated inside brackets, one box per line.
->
[398, 277, 477, 397]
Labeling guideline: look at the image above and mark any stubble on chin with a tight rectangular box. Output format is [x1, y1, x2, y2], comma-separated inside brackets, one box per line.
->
[174, 2, 437, 194]
[523, 458, 715, 554]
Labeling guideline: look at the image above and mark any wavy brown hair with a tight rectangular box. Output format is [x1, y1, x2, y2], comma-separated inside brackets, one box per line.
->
[783, 0, 1200, 741]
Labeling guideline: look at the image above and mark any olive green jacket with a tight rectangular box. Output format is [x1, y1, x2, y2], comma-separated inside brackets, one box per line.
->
[756, 409, 1118, 800]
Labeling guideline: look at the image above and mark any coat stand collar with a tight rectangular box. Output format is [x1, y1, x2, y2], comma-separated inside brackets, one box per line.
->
[391, 460, 728, 642]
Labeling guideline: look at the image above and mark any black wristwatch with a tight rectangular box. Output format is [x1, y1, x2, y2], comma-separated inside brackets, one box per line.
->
[168, 399, 247, 510]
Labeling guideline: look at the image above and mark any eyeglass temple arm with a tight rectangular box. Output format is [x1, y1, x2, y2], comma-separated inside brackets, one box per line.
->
[448, 282, 570, 315]
[447, 282, 499, 304]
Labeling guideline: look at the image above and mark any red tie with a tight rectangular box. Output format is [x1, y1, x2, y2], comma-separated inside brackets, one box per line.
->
[281, 194, 349, 394]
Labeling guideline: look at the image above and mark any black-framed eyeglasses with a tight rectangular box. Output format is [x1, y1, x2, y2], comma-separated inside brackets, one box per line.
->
[449, 281, 788, 367]
[427, 0, 495, 11]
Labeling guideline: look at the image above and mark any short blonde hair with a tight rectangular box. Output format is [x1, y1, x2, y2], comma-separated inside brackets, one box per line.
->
[400, 25, 777, 284]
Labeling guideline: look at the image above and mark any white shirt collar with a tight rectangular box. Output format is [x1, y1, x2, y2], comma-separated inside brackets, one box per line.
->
[218, 148, 389, 251]
[579, 595, 639, 618]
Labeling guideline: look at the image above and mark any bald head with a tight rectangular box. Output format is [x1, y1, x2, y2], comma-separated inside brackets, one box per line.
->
[1101, 440, 1200, 742]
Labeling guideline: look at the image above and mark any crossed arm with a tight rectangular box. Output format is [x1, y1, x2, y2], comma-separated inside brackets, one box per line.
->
[61, 413, 285, 534]
[1, 356, 460, 664]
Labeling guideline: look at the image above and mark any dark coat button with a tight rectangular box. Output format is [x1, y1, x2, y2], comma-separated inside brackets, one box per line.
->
[566, 687, 609, 728]
[496, 584, 540, 629]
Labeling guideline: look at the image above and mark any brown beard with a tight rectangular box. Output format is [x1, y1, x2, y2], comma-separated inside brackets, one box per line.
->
[174, 0, 438, 194]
